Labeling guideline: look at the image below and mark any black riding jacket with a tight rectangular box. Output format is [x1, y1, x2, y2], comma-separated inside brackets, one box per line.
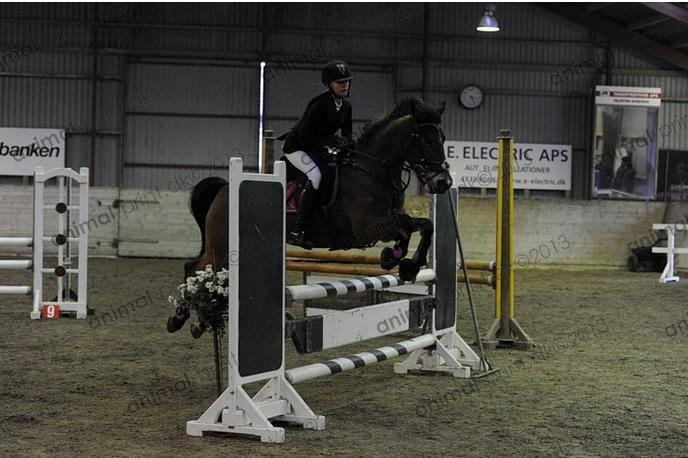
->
[283, 91, 352, 154]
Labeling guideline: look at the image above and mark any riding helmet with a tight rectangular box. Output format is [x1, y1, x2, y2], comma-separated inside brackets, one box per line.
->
[321, 60, 353, 86]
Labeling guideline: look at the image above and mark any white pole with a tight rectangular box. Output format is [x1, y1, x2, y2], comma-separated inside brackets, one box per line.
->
[0, 237, 32, 247]
[0, 260, 32, 269]
[0, 286, 32, 295]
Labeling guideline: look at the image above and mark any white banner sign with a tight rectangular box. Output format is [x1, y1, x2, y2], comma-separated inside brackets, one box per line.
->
[595, 85, 661, 107]
[445, 141, 572, 190]
[0, 128, 66, 176]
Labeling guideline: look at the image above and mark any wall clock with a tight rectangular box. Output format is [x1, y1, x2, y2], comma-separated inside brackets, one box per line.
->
[459, 84, 484, 109]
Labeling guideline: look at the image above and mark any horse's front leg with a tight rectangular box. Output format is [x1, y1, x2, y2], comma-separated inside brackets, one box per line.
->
[379, 213, 416, 270]
[398, 217, 434, 282]
[168, 259, 199, 333]
[380, 230, 411, 270]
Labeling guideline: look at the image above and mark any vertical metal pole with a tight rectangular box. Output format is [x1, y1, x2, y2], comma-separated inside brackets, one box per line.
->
[89, 5, 99, 186]
[664, 150, 671, 202]
[605, 40, 613, 85]
[118, 59, 128, 189]
[421, 3, 430, 100]
[392, 63, 399, 104]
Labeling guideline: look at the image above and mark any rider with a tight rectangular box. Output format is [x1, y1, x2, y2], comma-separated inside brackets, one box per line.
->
[283, 60, 353, 246]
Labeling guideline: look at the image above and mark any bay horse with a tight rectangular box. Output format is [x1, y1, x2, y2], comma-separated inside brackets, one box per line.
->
[169, 98, 452, 333]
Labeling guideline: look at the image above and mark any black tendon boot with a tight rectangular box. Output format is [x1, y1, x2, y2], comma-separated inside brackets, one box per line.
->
[287, 180, 318, 247]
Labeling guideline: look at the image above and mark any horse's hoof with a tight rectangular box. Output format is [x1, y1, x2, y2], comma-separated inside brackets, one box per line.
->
[380, 247, 400, 270]
[399, 259, 420, 282]
[190, 322, 206, 339]
[167, 316, 182, 333]
[166, 307, 190, 333]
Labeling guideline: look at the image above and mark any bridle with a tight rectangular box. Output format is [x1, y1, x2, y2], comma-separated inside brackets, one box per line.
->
[408, 122, 451, 189]
[343, 119, 450, 192]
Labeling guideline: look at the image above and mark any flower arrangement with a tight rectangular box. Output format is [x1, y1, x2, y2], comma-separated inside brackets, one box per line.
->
[168, 265, 229, 336]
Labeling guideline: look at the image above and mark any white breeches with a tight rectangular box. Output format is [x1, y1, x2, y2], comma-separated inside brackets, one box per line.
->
[285, 150, 322, 190]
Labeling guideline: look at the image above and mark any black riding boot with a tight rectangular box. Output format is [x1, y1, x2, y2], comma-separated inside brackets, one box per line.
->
[288, 180, 318, 247]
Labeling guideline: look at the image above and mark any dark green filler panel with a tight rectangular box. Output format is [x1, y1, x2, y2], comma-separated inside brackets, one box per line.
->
[435, 189, 458, 330]
[238, 180, 284, 377]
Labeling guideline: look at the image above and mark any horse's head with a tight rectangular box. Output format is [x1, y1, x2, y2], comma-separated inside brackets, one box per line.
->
[405, 100, 452, 194]
[357, 98, 453, 193]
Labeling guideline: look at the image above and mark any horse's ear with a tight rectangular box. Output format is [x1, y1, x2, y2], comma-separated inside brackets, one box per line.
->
[437, 101, 446, 115]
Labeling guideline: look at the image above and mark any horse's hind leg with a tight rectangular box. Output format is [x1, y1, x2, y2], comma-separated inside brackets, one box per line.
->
[398, 217, 434, 282]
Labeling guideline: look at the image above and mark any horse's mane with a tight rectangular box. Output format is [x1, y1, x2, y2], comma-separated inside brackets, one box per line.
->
[356, 98, 440, 149]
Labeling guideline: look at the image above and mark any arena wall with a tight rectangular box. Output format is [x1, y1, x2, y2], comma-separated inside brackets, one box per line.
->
[2, 184, 685, 270]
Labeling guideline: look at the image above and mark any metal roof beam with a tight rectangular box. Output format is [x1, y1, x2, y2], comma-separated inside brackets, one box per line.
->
[585, 3, 615, 13]
[628, 14, 671, 31]
[538, 3, 688, 73]
[641, 2, 688, 23]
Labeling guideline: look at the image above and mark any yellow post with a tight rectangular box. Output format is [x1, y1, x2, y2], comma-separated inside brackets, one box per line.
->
[495, 131, 514, 322]
[483, 129, 534, 350]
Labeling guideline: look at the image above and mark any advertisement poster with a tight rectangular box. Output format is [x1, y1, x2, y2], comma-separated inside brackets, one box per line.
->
[592, 86, 661, 199]
[445, 141, 571, 190]
[0, 127, 66, 176]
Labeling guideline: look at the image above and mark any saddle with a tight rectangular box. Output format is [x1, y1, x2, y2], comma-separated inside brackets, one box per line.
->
[283, 143, 346, 214]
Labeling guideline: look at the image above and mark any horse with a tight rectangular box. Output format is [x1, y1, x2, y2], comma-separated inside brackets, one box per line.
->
[169, 98, 452, 334]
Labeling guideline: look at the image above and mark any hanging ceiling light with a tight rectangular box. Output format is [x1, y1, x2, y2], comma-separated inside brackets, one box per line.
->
[477, 4, 500, 33]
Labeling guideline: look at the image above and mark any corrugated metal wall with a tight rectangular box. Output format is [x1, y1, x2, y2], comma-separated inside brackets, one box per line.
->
[1, 2, 686, 198]
[123, 61, 259, 188]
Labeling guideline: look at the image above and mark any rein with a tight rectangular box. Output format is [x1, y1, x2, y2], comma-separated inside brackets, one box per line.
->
[343, 120, 448, 193]
[340, 148, 413, 192]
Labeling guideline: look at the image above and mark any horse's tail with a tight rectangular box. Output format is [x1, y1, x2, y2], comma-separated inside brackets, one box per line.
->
[189, 176, 228, 257]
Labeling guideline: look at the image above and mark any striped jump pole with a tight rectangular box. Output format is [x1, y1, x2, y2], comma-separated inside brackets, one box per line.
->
[286, 334, 436, 384]
[286, 268, 436, 302]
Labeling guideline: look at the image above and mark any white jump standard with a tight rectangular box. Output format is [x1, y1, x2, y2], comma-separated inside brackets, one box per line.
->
[186, 158, 484, 443]
[0, 167, 89, 319]
[652, 223, 688, 283]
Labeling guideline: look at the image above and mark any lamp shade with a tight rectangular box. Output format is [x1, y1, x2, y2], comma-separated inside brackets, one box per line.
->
[477, 11, 499, 32]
